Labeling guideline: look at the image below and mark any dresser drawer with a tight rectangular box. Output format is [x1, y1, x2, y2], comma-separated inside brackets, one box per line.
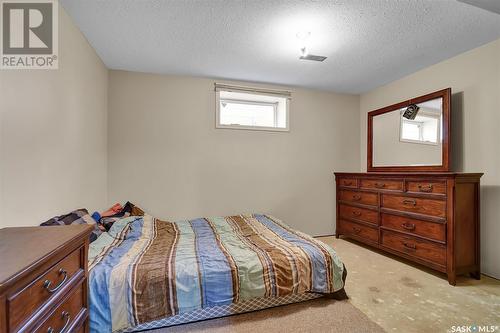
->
[360, 179, 403, 191]
[76, 324, 86, 333]
[338, 178, 358, 188]
[34, 283, 86, 333]
[339, 220, 378, 243]
[8, 247, 83, 330]
[339, 190, 378, 206]
[381, 194, 446, 218]
[381, 230, 446, 266]
[406, 180, 447, 195]
[339, 204, 378, 225]
[381, 214, 446, 242]
[74, 324, 85, 333]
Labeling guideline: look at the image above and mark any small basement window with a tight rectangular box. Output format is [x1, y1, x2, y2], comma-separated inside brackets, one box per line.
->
[215, 83, 290, 131]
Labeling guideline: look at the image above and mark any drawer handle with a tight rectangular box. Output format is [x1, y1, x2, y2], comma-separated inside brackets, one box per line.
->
[343, 181, 353, 186]
[352, 210, 362, 217]
[352, 227, 361, 234]
[402, 199, 417, 206]
[402, 242, 417, 250]
[401, 223, 416, 231]
[374, 182, 386, 189]
[47, 311, 71, 333]
[418, 184, 433, 192]
[352, 194, 361, 201]
[43, 268, 67, 293]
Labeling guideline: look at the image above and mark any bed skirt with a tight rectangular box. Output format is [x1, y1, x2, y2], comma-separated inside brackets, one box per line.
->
[120, 293, 323, 332]
[120, 263, 348, 332]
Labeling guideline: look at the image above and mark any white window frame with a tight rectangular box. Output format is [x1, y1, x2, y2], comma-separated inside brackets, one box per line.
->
[215, 83, 290, 132]
[399, 111, 440, 146]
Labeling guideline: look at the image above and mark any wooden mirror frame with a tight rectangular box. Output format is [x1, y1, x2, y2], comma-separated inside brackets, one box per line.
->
[367, 88, 451, 172]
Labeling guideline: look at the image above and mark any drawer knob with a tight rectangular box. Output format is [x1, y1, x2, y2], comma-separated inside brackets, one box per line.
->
[47, 311, 71, 333]
[403, 242, 417, 250]
[352, 227, 361, 234]
[352, 210, 362, 217]
[352, 194, 361, 201]
[402, 199, 417, 206]
[401, 223, 416, 231]
[43, 268, 67, 293]
[418, 184, 433, 192]
[374, 182, 386, 189]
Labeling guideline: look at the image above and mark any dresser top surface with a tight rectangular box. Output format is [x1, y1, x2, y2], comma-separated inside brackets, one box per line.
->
[334, 172, 483, 178]
[0, 225, 92, 291]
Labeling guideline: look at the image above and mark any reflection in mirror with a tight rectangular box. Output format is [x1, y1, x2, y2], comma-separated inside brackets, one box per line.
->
[372, 97, 443, 167]
[400, 100, 442, 145]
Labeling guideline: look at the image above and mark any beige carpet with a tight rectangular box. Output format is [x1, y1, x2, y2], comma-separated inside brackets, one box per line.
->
[319, 237, 500, 333]
[148, 298, 385, 333]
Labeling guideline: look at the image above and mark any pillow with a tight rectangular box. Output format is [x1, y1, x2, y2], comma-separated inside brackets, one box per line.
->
[107, 216, 143, 240]
[40, 208, 103, 242]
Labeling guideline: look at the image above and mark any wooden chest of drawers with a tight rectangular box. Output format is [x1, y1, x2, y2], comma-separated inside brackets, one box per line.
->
[335, 172, 482, 285]
[0, 225, 93, 333]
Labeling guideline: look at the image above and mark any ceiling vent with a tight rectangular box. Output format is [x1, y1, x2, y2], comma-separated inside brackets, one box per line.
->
[299, 54, 327, 62]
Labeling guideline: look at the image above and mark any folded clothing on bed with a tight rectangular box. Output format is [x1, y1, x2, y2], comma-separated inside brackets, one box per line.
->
[40, 203, 146, 243]
[40, 208, 102, 242]
[88, 214, 346, 333]
[95, 201, 145, 231]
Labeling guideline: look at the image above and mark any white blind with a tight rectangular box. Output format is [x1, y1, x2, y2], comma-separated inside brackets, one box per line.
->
[214, 83, 291, 99]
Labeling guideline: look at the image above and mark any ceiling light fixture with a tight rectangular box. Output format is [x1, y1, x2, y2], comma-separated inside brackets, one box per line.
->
[296, 31, 327, 62]
[296, 31, 310, 57]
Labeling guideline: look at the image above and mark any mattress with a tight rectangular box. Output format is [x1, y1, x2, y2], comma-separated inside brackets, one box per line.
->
[88, 214, 346, 333]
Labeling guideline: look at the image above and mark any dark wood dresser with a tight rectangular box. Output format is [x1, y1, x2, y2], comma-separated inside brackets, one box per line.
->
[0, 225, 93, 333]
[335, 172, 482, 285]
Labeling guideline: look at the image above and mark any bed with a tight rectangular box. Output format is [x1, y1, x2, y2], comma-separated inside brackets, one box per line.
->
[88, 214, 347, 333]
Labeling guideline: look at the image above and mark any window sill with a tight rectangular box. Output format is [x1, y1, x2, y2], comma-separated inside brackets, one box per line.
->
[215, 124, 290, 132]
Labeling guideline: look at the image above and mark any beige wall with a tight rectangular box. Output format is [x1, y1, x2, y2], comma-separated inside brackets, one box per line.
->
[108, 71, 360, 236]
[360, 39, 500, 278]
[0, 6, 108, 227]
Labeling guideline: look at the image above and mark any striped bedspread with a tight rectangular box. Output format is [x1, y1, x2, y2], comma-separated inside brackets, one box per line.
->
[88, 214, 346, 333]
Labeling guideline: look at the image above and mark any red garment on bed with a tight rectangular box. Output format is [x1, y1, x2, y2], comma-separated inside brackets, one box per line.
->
[101, 203, 123, 217]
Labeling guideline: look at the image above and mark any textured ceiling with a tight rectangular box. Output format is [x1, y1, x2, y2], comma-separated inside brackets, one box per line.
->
[458, 0, 500, 15]
[60, 0, 500, 94]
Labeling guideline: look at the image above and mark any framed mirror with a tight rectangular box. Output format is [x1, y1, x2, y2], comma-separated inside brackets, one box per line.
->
[367, 88, 451, 172]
